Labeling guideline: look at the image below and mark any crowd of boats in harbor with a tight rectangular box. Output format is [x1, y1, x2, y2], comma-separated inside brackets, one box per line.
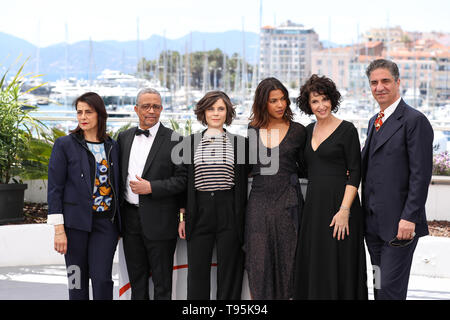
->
[14, 68, 450, 151]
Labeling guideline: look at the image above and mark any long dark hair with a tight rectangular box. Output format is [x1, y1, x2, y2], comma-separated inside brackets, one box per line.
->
[249, 77, 293, 128]
[70, 92, 108, 141]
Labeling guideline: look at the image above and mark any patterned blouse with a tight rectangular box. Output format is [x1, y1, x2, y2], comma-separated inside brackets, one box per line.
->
[86, 142, 113, 213]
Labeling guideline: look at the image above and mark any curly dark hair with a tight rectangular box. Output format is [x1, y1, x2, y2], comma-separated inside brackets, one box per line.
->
[194, 90, 236, 126]
[296, 74, 341, 115]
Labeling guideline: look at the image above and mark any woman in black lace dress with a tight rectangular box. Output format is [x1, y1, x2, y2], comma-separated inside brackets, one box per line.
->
[244, 77, 307, 299]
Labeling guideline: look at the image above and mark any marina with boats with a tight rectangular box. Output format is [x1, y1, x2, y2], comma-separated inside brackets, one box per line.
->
[14, 63, 450, 151]
[5, 20, 448, 150]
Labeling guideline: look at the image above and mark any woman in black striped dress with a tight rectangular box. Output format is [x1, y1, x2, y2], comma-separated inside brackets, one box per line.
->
[178, 91, 249, 299]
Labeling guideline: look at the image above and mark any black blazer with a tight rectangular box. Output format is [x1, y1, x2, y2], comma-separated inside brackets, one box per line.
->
[361, 99, 434, 241]
[182, 130, 249, 244]
[117, 124, 187, 240]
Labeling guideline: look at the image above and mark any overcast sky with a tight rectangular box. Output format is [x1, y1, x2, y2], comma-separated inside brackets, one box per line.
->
[1, 0, 449, 47]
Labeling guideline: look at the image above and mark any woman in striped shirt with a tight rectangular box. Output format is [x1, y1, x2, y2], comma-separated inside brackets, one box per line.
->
[178, 91, 249, 299]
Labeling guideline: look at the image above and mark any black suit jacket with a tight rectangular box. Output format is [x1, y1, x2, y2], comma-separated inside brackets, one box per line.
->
[117, 123, 187, 240]
[361, 99, 434, 241]
[181, 130, 249, 245]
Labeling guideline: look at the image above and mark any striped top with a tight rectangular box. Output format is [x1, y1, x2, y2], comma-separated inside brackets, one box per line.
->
[194, 133, 235, 191]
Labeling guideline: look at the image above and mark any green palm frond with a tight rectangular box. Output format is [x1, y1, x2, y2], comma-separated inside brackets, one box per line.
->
[0, 58, 47, 183]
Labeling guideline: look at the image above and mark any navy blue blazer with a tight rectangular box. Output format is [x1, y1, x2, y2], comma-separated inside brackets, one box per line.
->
[47, 133, 121, 233]
[361, 99, 434, 241]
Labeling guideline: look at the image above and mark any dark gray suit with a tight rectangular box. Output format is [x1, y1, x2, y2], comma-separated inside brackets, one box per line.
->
[117, 124, 187, 299]
[362, 99, 433, 299]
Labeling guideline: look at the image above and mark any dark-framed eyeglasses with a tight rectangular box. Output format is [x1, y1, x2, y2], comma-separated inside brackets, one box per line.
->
[137, 104, 162, 111]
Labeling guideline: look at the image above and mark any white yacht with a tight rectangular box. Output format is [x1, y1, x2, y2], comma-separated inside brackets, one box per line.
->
[48, 69, 172, 108]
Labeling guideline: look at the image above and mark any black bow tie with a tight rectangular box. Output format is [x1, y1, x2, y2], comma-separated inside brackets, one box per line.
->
[135, 128, 150, 137]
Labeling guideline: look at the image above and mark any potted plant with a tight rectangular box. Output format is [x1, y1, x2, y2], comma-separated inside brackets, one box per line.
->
[0, 60, 45, 224]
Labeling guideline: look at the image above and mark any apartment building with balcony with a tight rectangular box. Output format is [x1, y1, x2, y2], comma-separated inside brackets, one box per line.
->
[259, 20, 320, 88]
[389, 40, 449, 105]
[363, 26, 405, 44]
[311, 42, 383, 93]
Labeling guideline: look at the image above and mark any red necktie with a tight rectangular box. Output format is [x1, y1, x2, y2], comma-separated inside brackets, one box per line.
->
[374, 111, 384, 131]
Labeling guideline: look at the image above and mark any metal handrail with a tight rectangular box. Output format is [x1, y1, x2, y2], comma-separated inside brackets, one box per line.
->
[30, 111, 450, 131]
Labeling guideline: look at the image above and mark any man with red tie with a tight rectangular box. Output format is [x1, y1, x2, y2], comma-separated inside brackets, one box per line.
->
[361, 59, 434, 300]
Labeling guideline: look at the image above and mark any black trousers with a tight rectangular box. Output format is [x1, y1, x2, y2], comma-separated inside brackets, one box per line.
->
[64, 217, 119, 300]
[365, 231, 418, 300]
[187, 189, 244, 300]
[121, 202, 177, 300]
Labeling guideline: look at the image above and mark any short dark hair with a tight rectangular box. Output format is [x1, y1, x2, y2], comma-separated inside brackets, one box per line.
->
[70, 92, 108, 141]
[365, 58, 400, 81]
[296, 74, 341, 115]
[249, 77, 293, 128]
[194, 90, 236, 126]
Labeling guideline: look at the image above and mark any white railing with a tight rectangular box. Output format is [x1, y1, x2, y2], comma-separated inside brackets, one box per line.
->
[31, 111, 450, 146]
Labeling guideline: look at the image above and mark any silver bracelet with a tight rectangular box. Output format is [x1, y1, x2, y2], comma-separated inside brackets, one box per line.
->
[340, 206, 350, 211]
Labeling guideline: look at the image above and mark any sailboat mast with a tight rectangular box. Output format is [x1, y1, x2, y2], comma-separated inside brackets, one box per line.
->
[242, 17, 247, 101]
[258, 0, 263, 83]
[136, 17, 143, 80]
[88, 37, 96, 85]
[163, 30, 167, 93]
[35, 20, 40, 76]
[202, 46, 208, 93]
[64, 23, 69, 106]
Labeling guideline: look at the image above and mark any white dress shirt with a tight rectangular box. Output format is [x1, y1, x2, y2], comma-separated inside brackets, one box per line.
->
[124, 122, 160, 205]
[380, 97, 401, 123]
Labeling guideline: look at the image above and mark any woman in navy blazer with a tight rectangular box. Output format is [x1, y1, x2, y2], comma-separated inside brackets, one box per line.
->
[47, 92, 121, 300]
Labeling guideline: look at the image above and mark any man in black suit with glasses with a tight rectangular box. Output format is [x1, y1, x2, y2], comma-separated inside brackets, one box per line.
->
[117, 88, 186, 299]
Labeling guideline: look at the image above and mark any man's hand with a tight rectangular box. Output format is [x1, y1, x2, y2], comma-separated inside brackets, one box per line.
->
[129, 175, 152, 194]
[397, 219, 416, 240]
